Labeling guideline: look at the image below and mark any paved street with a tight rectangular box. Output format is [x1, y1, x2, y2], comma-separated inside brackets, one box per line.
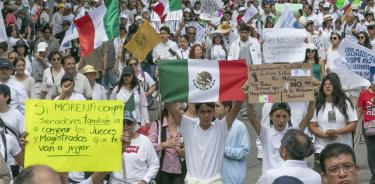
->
[240, 118, 372, 184]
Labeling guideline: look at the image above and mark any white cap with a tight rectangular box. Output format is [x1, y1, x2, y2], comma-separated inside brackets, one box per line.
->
[135, 16, 143, 22]
[323, 2, 330, 8]
[37, 42, 48, 52]
[120, 12, 128, 19]
[65, 3, 71, 9]
[239, 7, 247, 11]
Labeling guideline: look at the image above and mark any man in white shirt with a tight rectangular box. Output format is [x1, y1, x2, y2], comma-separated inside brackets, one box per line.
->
[55, 56, 92, 99]
[152, 26, 178, 63]
[0, 59, 27, 114]
[257, 129, 321, 184]
[166, 101, 242, 183]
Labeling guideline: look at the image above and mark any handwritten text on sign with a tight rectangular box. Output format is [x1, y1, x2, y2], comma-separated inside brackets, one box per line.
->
[25, 100, 124, 172]
[248, 63, 315, 103]
[263, 28, 307, 63]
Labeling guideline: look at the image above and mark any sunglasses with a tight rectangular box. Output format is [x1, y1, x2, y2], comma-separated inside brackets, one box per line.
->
[307, 49, 315, 53]
[128, 63, 138, 66]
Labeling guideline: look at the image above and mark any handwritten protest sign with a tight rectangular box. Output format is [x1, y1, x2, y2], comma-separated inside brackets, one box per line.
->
[25, 100, 124, 172]
[248, 63, 315, 103]
[338, 39, 375, 82]
[275, 3, 302, 15]
[151, 10, 183, 33]
[263, 28, 307, 63]
[331, 58, 370, 89]
[241, 6, 258, 23]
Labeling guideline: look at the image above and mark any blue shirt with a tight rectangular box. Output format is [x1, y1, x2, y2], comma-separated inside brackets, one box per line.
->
[220, 119, 251, 184]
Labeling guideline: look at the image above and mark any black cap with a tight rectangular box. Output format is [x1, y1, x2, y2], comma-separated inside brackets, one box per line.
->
[0, 59, 12, 69]
[61, 20, 71, 26]
[0, 84, 11, 97]
[13, 39, 28, 49]
[60, 74, 74, 84]
[270, 103, 291, 114]
[273, 176, 303, 184]
[0, 42, 8, 51]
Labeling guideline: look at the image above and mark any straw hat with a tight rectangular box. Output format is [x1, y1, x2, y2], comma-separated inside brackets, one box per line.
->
[323, 15, 333, 23]
[56, 3, 65, 9]
[82, 65, 99, 78]
[217, 21, 231, 34]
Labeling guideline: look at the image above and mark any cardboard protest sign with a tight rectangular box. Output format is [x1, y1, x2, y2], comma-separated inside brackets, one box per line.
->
[263, 28, 307, 63]
[248, 63, 315, 103]
[338, 39, 375, 82]
[25, 100, 124, 172]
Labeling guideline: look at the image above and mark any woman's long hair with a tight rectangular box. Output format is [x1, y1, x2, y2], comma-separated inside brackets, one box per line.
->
[357, 31, 373, 49]
[303, 49, 319, 64]
[211, 34, 228, 59]
[116, 66, 139, 93]
[189, 44, 205, 59]
[315, 73, 354, 120]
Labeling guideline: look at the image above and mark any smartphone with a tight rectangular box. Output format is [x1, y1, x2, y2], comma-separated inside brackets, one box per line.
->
[169, 48, 177, 56]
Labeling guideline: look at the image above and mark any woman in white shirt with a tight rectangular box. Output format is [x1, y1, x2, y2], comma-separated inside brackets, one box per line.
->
[309, 73, 357, 172]
[110, 67, 149, 125]
[82, 65, 107, 100]
[12, 39, 32, 76]
[13, 58, 36, 99]
[206, 31, 228, 60]
[109, 111, 159, 184]
[177, 35, 190, 59]
[41, 51, 64, 99]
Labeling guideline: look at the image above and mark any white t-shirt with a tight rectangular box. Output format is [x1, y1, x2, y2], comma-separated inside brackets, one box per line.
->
[0, 134, 21, 167]
[0, 108, 25, 136]
[110, 135, 159, 184]
[91, 83, 107, 100]
[260, 102, 308, 128]
[54, 92, 86, 100]
[180, 115, 228, 180]
[311, 101, 358, 153]
[259, 126, 290, 174]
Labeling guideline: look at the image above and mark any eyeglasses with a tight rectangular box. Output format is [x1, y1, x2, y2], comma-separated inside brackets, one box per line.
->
[330, 37, 338, 40]
[188, 32, 196, 35]
[326, 163, 355, 175]
[52, 57, 61, 61]
[128, 63, 138, 66]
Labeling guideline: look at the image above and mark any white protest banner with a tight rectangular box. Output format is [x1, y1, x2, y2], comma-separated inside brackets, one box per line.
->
[0, 2, 8, 43]
[331, 58, 370, 89]
[241, 6, 258, 23]
[275, 3, 302, 15]
[201, 0, 222, 15]
[312, 35, 324, 58]
[338, 39, 375, 82]
[194, 22, 206, 42]
[151, 10, 182, 33]
[263, 28, 307, 63]
[274, 6, 300, 28]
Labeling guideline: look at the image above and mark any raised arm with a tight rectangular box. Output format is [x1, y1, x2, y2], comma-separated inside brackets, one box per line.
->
[247, 102, 261, 136]
[165, 103, 182, 126]
[226, 101, 243, 129]
[298, 101, 315, 130]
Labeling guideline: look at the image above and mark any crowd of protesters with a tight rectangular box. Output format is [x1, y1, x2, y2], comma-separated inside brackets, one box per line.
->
[0, 0, 374, 183]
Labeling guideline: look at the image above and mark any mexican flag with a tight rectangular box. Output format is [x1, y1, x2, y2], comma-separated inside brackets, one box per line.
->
[159, 59, 248, 102]
[74, 0, 119, 56]
[153, 0, 182, 23]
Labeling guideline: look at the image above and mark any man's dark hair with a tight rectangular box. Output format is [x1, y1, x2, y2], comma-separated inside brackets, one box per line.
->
[160, 26, 171, 34]
[14, 166, 36, 184]
[319, 143, 356, 172]
[220, 101, 232, 111]
[195, 102, 215, 111]
[0, 84, 11, 104]
[238, 23, 250, 32]
[281, 129, 313, 160]
[61, 55, 75, 66]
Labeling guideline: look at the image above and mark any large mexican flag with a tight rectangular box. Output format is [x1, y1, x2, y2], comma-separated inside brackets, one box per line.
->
[74, 0, 119, 56]
[159, 59, 248, 102]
